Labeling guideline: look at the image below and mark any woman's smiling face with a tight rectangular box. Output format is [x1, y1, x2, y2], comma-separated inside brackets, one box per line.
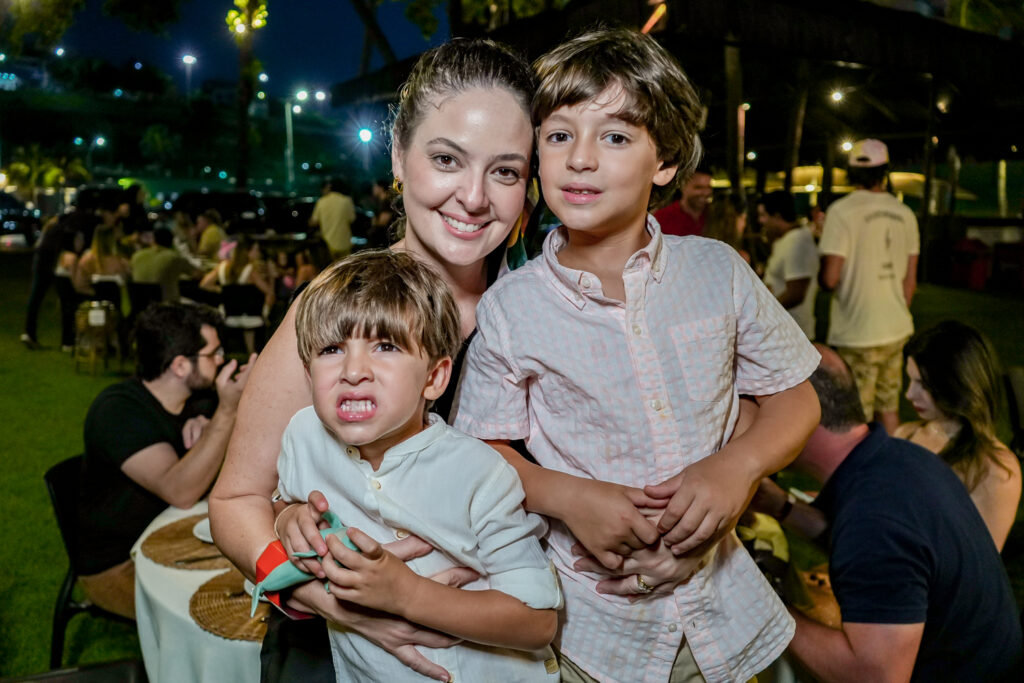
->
[392, 86, 533, 269]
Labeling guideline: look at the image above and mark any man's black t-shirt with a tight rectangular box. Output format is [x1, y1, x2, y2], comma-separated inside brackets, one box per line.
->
[77, 378, 188, 575]
[814, 424, 1022, 681]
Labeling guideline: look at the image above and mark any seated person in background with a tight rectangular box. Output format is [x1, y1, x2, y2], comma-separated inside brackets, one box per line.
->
[73, 219, 130, 298]
[750, 345, 1022, 682]
[896, 320, 1021, 550]
[196, 209, 227, 265]
[701, 194, 750, 263]
[200, 235, 275, 308]
[273, 251, 561, 682]
[131, 228, 203, 303]
[170, 210, 203, 268]
[366, 177, 395, 248]
[76, 303, 255, 618]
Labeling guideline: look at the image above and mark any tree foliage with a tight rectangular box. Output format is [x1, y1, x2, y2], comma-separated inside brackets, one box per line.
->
[1, 0, 86, 53]
[140, 124, 182, 167]
[4, 144, 89, 204]
[104, 0, 184, 34]
[0, 0, 185, 54]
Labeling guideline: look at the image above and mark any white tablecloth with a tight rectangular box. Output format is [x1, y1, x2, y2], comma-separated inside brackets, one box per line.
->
[132, 501, 261, 683]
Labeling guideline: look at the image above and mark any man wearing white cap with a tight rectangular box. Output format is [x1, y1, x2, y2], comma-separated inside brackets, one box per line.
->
[818, 139, 919, 433]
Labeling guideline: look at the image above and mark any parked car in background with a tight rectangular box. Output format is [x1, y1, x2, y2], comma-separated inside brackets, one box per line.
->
[262, 193, 316, 234]
[0, 191, 42, 250]
[172, 190, 266, 235]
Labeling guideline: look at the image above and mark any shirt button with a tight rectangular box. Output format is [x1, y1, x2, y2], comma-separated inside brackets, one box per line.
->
[649, 399, 663, 411]
[345, 446, 358, 457]
[371, 479, 382, 490]
[395, 529, 409, 539]
[667, 623, 678, 633]
[632, 325, 643, 336]
[581, 276, 592, 288]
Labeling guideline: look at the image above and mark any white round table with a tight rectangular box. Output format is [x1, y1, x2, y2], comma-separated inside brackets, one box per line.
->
[132, 500, 262, 683]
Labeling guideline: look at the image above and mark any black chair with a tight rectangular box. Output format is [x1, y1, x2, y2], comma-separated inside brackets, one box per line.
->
[220, 284, 267, 354]
[0, 659, 147, 682]
[89, 280, 122, 308]
[126, 282, 163, 322]
[44, 456, 133, 670]
[1005, 366, 1024, 459]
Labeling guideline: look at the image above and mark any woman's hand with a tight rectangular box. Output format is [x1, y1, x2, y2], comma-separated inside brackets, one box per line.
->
[559, 476, 666, 571]
[282, 580, 459, 682]
[570, 540, 711, 603]
[275, 491, 332, 577]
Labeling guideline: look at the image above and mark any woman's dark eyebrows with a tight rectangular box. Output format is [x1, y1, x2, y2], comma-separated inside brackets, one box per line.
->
[426, 137, 527, 164]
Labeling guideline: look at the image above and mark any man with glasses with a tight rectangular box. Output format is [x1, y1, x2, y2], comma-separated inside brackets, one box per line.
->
[76, 303, 255, 618]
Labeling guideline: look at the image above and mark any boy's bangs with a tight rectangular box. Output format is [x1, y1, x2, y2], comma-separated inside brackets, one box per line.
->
[538, 71, 651, 123]
[306, 290, 421, 356]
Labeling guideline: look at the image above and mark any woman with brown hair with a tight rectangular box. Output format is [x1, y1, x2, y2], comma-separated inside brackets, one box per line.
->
[896, 320, 1021, 550]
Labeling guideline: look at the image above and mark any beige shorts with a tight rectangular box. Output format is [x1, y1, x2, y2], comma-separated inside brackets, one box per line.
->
[557, 638, 707, 683]
[836, 338, 908, 417]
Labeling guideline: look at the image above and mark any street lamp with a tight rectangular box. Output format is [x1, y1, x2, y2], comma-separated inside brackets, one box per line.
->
[182, 54, 197, 97]
[284, 96, 303, 192]
[84, 135, 106, 170]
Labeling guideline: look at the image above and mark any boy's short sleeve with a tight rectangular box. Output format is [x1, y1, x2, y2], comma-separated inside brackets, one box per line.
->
[274, 409, 311, 503]
[469, 457, 562, 610]
[453, 292, 531, 440]
[731, 251, 820, 396]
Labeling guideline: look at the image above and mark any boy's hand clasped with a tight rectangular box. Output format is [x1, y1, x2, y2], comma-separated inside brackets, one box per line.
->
[645, 446, 759, 555]
[566, 449, 758, 597]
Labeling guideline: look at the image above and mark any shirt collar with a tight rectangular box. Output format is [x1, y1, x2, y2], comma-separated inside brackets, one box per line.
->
[813, 422, 888, 519]
[541, 214, 668, 309]
[346, 413, 447, 473]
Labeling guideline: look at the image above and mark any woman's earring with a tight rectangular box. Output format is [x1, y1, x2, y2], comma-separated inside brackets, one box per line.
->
[392, 177, 403, 194]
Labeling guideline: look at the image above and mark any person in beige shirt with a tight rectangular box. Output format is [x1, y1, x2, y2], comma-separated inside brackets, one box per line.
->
[309, 178, 356, 261]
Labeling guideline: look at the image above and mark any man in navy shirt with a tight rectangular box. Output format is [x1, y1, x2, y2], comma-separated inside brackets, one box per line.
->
[752, 344, 1021, 681]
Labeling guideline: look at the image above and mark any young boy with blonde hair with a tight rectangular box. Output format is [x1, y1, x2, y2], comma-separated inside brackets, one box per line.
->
[275, 249, 562, 682]
[454, 29, 821, 682]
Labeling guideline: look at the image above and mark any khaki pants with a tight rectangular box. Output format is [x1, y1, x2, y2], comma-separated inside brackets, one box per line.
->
[78, 558, 136, 620]
[836, 337, 908, 418]
[558, 638, 707, 683]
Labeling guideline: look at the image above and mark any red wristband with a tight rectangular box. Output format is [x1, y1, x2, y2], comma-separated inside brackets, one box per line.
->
[256, 540, 315, 620]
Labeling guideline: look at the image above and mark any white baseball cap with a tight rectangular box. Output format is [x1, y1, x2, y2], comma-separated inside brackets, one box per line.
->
[848, 139, 889, 168]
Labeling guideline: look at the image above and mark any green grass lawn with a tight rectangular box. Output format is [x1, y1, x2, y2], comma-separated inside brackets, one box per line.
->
[0, 249, 1021, 677]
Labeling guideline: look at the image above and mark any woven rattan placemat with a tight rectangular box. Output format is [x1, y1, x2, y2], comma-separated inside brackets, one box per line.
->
[190, 568, 270, 641]
[140, 514, 232, 570]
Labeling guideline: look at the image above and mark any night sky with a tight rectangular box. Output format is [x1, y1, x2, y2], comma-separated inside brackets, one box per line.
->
[61, 0, 449, 97]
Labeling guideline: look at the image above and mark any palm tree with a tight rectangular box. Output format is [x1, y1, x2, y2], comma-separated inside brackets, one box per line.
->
[4, 145, 89, 207]
[226, 0, 268, 191]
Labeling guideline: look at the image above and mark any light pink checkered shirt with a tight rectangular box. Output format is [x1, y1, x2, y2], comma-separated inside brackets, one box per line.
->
[455, 217, 820, 683]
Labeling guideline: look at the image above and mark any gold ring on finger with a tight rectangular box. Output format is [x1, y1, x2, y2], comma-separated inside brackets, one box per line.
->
[636, 575, 655, 594]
